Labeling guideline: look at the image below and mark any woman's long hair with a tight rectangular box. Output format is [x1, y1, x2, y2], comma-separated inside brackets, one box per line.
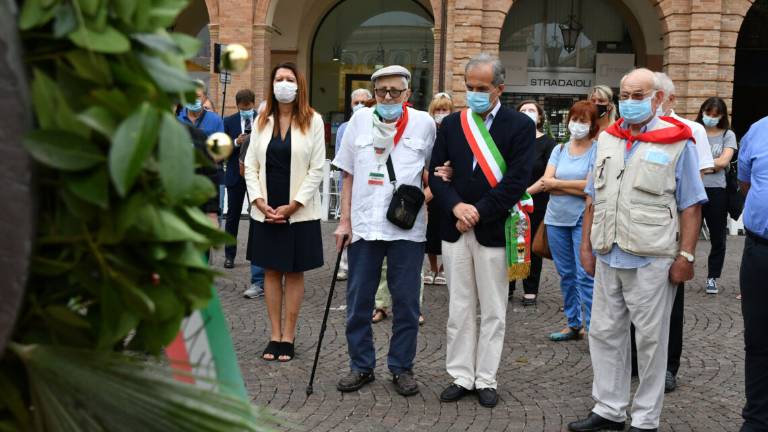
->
[257, 62, 314, 134]
[695, 97, 730, 130]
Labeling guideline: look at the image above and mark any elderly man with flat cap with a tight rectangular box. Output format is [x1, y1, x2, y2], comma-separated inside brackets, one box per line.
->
[333, 65, 436, 396]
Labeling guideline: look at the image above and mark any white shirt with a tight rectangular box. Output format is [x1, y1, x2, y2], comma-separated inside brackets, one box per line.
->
[671, 111, 715, 171]
[473, 101, 502, 169]
[332, 107, 436, 243]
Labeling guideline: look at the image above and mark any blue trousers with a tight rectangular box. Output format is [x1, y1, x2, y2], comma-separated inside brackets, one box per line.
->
[250, 264, 264, 286]
[346, 239, 424, 374]
[547, 220, 594, 330]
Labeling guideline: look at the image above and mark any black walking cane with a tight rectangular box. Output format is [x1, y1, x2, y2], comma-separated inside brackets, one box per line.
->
[306, 234, 348, 396]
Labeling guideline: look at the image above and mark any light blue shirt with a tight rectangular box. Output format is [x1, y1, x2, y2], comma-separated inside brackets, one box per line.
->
[585, 117, 708, 268]
[544, 141, 596, 227]
[738, 115, 768, 240]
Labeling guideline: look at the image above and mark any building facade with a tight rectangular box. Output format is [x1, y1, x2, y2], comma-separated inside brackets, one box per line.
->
[173, 0, 767, 143]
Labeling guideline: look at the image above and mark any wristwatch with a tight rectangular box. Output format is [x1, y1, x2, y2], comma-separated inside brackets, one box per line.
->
[678, 250, 695, 263]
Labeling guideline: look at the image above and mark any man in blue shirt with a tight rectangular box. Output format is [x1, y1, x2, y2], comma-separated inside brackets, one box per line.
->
[737, 115, 768, 432]
[569, 68, 707, 432]
[178, 80, 225, 219]
[177, 80, 225, 137]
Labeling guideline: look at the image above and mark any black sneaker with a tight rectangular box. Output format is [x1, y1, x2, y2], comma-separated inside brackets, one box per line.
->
[224, 257, 234, 269]
[568, 412, 625, 431]
[439, 383, 470, 402]
[392, 371, 419, 396]
[664, 370, 677, 393]
[337, 371, 375, 392]
[628, 427, 658, 432]
[477, 388, 499, 408]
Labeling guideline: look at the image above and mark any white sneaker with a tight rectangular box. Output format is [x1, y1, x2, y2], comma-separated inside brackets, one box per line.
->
[706, 278, 718, 294]
[336, 270, 348, 281]
[422, 272, 435, 284]
[434, 271, 447, 285]
[243, 283, 264, 299]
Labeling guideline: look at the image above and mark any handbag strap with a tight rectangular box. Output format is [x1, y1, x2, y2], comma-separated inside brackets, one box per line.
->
[386, 155, 397, 186]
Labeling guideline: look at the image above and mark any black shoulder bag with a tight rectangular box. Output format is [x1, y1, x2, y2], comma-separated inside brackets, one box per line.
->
[385, 155, 425, 230]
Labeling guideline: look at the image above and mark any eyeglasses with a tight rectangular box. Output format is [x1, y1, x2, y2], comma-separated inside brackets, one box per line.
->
[618, 90, 655, 101]
[433, 92, 452, 100]
[374, 88, 406, 98]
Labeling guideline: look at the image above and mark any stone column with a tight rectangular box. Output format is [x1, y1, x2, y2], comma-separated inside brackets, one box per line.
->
[252, 24, 272, 103]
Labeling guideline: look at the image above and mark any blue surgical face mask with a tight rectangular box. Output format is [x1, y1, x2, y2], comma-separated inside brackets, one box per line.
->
[702, 114, 721, 128]
[619, 93, 655, 125]
[376, 103, 403, 121]
[352, 103, 364, 113]
[466, 91, 492, 113]
[239, 109, 254, 119]
[185, 99, 202, 113]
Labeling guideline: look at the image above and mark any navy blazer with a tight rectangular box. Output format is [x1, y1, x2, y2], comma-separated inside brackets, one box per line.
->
[223, 113, 248, 187]
[428, 105, 535, 247]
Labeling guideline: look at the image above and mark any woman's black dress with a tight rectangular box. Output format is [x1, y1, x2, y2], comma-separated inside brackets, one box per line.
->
[246, 129, 323, 273]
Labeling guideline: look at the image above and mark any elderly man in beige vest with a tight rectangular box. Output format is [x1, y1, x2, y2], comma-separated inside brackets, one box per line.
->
[568, 68, 707, 432]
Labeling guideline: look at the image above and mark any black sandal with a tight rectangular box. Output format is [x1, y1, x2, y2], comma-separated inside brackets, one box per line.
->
[278, 341, 295, 362]
[262, 341, 280, 361]
[522, 294, 537, 306]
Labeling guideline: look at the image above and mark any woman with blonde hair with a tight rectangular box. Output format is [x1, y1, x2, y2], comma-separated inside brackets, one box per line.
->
[423, 92, 454, 285]
[588, 84, 617, 133]
[245, 62, 325, 362]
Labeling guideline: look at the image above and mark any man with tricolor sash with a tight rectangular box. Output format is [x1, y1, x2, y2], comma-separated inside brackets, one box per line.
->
[333, 65, 436, 397]
[428, 53, 535, 408]
[568, 68, 706, 432]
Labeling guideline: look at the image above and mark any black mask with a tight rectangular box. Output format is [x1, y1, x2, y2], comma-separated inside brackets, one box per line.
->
[596, 104, 609, 118]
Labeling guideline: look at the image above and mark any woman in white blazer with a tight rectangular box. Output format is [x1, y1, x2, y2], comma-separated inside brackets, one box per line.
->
[244, 62, 325, 362]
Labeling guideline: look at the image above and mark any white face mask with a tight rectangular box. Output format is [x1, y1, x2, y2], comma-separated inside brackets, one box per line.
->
[568, 121, 591, 140]
[274, 81, 297, 103]
[352, 103, 364, 113]
[521, 110, 538, 124]
[433, 113, 448, 124]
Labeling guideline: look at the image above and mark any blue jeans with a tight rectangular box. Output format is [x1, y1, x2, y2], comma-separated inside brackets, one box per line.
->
[346, 239, 424, 374]
[250, 264, 264, 287]
[547, 219, 594, 330]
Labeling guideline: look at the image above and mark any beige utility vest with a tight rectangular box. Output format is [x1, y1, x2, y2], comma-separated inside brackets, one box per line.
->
[591, 119, 687, 258]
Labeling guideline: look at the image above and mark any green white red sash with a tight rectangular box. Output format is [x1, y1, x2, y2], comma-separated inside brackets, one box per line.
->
[460, 109, 534, 280]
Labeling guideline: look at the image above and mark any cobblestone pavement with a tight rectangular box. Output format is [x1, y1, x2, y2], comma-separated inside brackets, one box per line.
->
[211, 220, 747, 432]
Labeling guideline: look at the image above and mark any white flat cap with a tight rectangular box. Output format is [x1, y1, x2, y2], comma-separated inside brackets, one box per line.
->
[371, 65, 411, 82]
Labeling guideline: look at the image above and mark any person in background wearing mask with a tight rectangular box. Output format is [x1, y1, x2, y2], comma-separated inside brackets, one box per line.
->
[244, 62, 325, 363]
[178, 80, 224, 138]
[333, 65, 435, 397]
[695, 97, 737, 295]
[630, 72, 717, 394]
[514, 99, 556, 306]
[423, 92, 454, 286]
[529, 101, 598, 341]
[736, 115, 768, 432]
[569, 68, 706, 432]
[429, 53, 534, 408]
[335, 88, 373, 282]
[178, 80, 225, 220]
[222, 89, 267, 300]
[589, 85, 617, 134]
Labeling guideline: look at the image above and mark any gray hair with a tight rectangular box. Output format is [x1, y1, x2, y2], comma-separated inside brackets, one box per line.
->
[350, 88, 372, 100]
[654, 72, 676, 97]
[194, 79, 207, 95]
[465, 53, 505, 86]
[619, 68, 661, 91]
[373, 76, 409, 90]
